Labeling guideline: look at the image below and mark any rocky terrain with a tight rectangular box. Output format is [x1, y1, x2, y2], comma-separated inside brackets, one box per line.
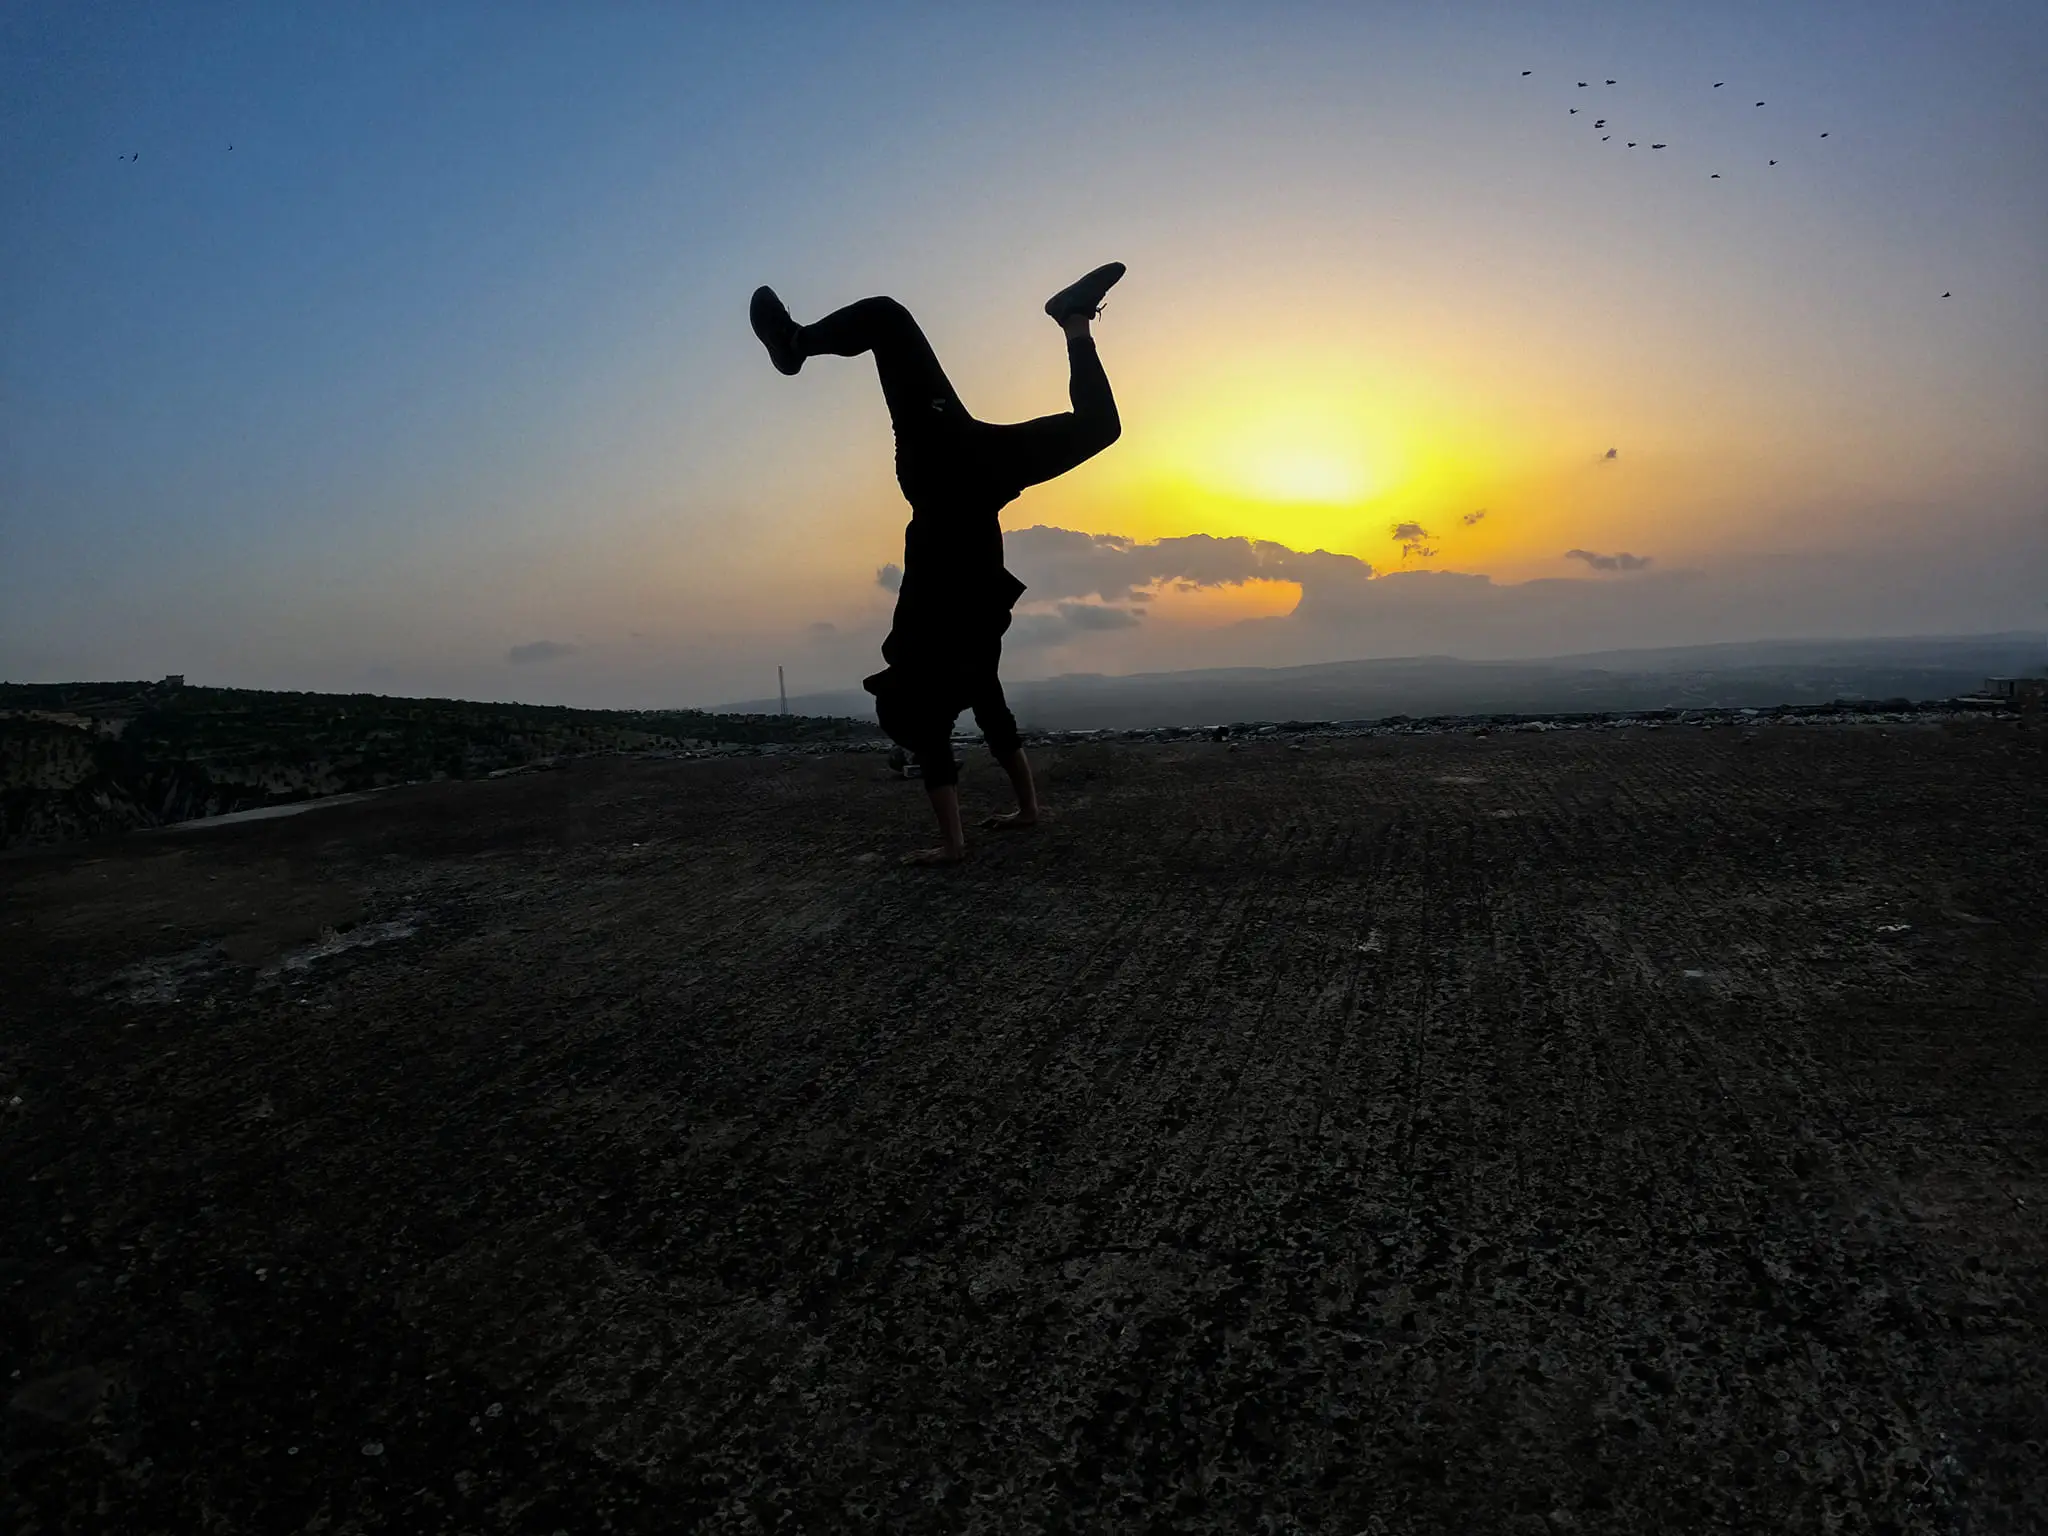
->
[4, 719, 2044, 1532]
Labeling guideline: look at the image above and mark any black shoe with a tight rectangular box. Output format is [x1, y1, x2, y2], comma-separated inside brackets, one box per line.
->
[1044, 262, 1125, 323]
[750, 286, 804, 375]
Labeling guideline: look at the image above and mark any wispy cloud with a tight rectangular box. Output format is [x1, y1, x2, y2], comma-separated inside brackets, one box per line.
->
[1391, 522, 1438, 560]
[1008, 601, 1146, 649]
[1462, 509, 1487, 527]
[1003, 526, 1376, 607]
[1565, 548, 1653, 572]
[506, 639, 577, 664]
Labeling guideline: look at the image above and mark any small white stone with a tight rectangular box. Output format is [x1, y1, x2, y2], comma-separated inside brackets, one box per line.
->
[362, 1440, 384, 1457]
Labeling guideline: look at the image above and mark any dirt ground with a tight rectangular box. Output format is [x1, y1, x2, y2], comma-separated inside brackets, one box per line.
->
[4, 722, 2044, 1534]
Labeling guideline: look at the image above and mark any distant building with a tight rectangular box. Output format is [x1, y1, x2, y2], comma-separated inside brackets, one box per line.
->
[159, 674, 185, 689]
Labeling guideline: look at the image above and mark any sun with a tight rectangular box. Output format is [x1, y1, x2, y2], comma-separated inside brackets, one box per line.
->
[1199, 402, 1391, 510]
[1234, 447, 1372, 507]
[1045, 350, 1517, 557]
[1119, 392, 1424, 552]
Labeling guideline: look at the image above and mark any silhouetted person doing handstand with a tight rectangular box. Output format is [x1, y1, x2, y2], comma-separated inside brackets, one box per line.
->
[750, 263, 1126, 863]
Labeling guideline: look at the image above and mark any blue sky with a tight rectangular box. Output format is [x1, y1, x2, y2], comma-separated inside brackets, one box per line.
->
[3, 2, 2042, 705]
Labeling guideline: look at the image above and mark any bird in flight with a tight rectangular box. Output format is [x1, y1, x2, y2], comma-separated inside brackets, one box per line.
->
[1652, 143, 1667, 149]
[1605, 79, 1616, 84]
[1578, 81, 1588, 87]
[1595, 119, 1606, 127]
[1755, 101, 1765, 107]
[1522, 70, 1532, 75]
[1714, 81, 1724, 88]
[1769, 159, 1777, 165]
[1942, 291, 1952, 298]
[1570, 108, 1579, 114]
[1627, 141, 1637, 147]
[1711, 173, 1722, 178]
[1602, 135, 1611, 141]
[1820, 132, 1829, 138]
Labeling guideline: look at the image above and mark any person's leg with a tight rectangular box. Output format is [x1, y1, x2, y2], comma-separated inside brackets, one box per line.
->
[875, 685, 969, 863]
[982, 313, 1122, 493]
[794, 296, 970, 432]
[970, 678, 1039, 829]
[915, 783, 969, 865]
[985, 750, 1038, 829]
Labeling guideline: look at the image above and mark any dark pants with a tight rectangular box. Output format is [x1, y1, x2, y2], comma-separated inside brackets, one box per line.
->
[803, 296, 1118, 787]
[797, 296, 1120, 504]
[873, 675, 1023, 790]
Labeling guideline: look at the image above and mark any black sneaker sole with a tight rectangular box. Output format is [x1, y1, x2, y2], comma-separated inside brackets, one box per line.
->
[1044, 262, 1126, 322]
[750, 286, 803, 375]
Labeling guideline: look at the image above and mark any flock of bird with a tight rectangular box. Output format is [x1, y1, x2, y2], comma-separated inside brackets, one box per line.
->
[1522, 69, 1953, 299]
[1521, 69, 1833, 177]
[107, 80, 1957, 299]
[117, 147, 230, 161]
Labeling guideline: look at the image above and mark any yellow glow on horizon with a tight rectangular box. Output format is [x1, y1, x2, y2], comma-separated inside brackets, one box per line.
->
[1138, 575, 1302, 624]
[1169, 392, 1401, 518]
[1010, 332, 1780, 579]
[1236, 450, 1370, 507]
[1082, 356, 1542, 559]
[1194, 400, 1392, 509]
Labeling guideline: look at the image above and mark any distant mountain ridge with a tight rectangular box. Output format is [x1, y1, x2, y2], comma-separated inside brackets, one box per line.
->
[730, 633, 2048, 730]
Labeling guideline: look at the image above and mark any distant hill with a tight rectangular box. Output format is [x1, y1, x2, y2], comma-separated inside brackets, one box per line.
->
[12, 633, 2037, 846]
[728, 633, 2048, 730]
[0, 681, 875, 848]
